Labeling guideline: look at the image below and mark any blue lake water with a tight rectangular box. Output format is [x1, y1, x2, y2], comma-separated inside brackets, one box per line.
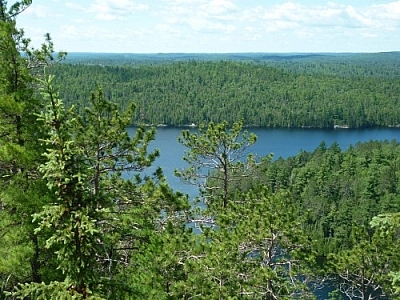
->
[128, 126, 400, 199]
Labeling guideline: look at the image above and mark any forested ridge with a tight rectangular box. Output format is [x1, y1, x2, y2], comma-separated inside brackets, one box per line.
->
[1, 1, 400, 299]
[63, 51, 400, 80]
[48, 57, 400, 128]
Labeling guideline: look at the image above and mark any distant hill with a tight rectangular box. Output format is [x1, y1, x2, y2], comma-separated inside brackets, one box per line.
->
[49, 57, 400, 128]
[63, 51, 400, 65]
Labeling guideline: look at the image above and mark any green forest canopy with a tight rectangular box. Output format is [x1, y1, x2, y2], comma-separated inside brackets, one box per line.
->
[48, 53, 400, 128]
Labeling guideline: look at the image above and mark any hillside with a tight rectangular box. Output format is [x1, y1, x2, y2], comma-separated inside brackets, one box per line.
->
[49, 54, 400, 128]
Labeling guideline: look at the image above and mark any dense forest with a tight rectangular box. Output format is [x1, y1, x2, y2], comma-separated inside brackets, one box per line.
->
[48, 55, 400, 128]
[0, 1, 399, 299]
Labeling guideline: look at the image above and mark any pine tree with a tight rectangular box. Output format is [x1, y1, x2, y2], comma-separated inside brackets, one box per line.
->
[0, 1, 65, 294]
[8, 75, 189, 299]
[175, 120, 257, 209]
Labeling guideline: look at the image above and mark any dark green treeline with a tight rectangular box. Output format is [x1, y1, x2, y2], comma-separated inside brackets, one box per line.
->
[48, 59, 400, 129]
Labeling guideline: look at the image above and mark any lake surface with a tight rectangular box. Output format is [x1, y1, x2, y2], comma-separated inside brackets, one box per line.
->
[128, 126, 400, 199]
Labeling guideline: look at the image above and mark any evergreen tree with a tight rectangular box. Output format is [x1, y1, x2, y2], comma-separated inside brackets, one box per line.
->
[0, 0, 65, 294]
[8, 75, 187, 299]
[175, 120, 257, 209]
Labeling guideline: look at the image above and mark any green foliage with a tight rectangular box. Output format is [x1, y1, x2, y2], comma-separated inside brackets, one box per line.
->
[6, 74, 182, 299]
[0, 1, 66, 295]
[210, 188, 314, 299]
[370, 212, 400, 296]
[8, 75, 104, 298]
[328, 224, 400, 299]
[9, 280, 105, 300]
[163, 188, 316, 299]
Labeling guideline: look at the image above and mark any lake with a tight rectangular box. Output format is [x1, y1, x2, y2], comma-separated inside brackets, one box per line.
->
[128, 126, 400, 199]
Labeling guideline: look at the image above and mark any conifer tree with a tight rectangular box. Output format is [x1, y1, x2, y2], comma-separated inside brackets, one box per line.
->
[175, 120, 257, 209]
[8, 75, 188, 299]
[0, 0, 65, 294]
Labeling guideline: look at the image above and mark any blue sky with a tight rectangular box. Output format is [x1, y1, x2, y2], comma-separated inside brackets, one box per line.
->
[16, 0, 400, 53]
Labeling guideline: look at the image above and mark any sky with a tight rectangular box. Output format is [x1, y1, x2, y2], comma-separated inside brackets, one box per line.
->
[15, 0, 400, 53]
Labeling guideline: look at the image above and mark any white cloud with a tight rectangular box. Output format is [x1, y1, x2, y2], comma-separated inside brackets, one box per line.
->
[72, 18, 89, 24]
[162, 0, 238, 33]
[24, 4, 58, 19]
[233, 0, 400, 43]
[362, 1, 400, 30]
[61, 25, 78, 36]
[65, 2, 86, 12]
[60, 24, 128, 42]
[244, 26, 262, 41]
[199, 0, 238, 16]
[88, 0, 149, 20]
[155, 24, 181, 35]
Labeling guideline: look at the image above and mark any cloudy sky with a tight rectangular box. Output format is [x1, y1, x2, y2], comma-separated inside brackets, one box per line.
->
[16, 0, 400, 53]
